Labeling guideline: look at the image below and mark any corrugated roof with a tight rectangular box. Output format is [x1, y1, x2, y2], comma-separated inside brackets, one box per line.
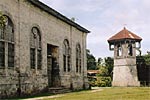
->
[87, 70, 100, 74]
[27, 0, 90, 33]
[108, 27, 142, 43]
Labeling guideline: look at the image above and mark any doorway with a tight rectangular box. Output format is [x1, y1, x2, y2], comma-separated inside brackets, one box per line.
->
[47, 44, 61, 87]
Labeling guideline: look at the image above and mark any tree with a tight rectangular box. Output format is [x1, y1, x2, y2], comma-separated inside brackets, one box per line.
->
[97, 57, 113, 77]
[97, 57, 103, 66]
[143, 54, 150, 65]
[136, 54, 150, 66]
[104, 57, 114, 77]
[96, 57, 114, 87]
[86, 49, 97, 70]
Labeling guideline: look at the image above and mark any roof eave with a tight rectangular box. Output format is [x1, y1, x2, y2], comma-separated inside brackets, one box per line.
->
[108, 38, 142, 44]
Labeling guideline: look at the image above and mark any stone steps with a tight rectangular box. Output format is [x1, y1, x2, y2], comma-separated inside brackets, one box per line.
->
[48, 87, 71, 94]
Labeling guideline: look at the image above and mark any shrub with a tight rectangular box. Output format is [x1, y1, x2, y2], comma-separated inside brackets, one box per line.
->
[95, 77, 112, 87]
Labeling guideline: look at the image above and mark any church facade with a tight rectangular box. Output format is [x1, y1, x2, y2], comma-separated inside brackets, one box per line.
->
[0, 0, 90, 98]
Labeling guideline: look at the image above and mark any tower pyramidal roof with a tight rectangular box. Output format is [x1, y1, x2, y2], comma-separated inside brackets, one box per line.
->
[108, 27, 142, 43]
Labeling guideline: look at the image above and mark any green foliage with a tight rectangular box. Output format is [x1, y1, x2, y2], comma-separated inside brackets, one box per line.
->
[95, 77, 111, 87]
[87, 54, 113, 87]
[88, 78, 97, 87]
[97, 57, 114, 77]
[97, 57, 103, 66]
[136, 54, 150, 66]
[143, 54, 150, 65]
[0, 12, 6, 28]
[97, 66, 109, 77]
[96, 63, 112, 87]
[104, 57, 114, 77]
[86, 49, 97, 70]
[95, 57, 114, 87]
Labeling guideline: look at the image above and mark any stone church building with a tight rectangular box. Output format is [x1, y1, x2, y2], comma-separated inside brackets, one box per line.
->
[0, 0, 90, 98]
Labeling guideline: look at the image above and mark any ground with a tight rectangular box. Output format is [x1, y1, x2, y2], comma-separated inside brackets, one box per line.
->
[22, 87, 150, 100]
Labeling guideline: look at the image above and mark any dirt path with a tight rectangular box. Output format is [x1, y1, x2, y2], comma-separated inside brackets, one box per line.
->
[23, 94, 65, 100]
[23, 87, 105, 100]
[90, 88, 103, 93]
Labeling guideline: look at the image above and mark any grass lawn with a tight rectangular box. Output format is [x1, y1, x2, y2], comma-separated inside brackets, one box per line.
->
[41, 87, 150, 100]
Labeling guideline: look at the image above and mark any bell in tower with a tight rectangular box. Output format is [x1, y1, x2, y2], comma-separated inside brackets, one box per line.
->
[108, 27, 142, 86]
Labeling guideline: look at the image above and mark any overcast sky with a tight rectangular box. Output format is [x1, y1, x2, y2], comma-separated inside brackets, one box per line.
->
[40, 0, 150, 58]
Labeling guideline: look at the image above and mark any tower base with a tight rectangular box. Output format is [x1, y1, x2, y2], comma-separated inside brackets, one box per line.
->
[112, 81, 140, 87]
[112, 65, 140, 87]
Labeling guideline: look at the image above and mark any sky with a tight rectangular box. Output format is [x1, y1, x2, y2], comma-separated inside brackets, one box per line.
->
[39, 0, 150, 58]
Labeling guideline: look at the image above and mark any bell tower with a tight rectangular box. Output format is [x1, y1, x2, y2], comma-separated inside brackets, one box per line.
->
[108, 27, 142, 86]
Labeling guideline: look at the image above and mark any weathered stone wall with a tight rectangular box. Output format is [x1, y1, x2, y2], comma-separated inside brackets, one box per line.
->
[112, 42, 140, 86]
[112, 65, 140, 86]
[0, 0, 88, 98]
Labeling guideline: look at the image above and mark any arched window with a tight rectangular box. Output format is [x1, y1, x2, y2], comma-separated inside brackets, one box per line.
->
[128, 44, 133, 56]
[0, 16, 14, 67]
[76, 44, 81, 73]
[30, 27, 42, 69]
[63, 39, 71, 72]
[117, 44, 122, 56]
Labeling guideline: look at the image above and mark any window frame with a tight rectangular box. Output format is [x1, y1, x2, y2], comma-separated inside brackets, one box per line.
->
[0, 15, 15, 68]
[76, 43, 81, 73]
[63, 39, 71, 72]
[0, 41, 5, 67]
[30, 27, 42, 70]
[117, 44, 122, 57]
[128, 43, 133, 56]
